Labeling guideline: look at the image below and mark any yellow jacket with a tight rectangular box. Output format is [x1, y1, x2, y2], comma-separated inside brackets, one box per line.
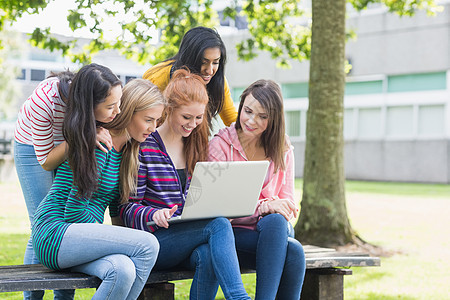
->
[143, 62, 237, 126]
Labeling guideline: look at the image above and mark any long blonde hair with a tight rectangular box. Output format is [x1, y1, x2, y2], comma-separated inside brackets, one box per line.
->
[104, 79, 166, 203]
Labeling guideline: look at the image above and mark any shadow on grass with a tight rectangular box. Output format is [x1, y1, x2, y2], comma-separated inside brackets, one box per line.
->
[345, 267, 388, 290]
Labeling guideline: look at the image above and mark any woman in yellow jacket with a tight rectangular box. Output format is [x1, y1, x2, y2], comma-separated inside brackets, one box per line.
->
[143, 26, 237, 127]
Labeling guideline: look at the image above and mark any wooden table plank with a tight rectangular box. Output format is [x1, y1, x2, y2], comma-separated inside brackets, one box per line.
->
[303, 245, 337, 253]
[306, 256, 381, 268]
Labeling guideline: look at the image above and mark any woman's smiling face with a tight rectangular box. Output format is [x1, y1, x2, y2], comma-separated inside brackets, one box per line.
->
[199, 47, 221, 84]
[94, 85, 122, 123]
[169, 102, 206, 138]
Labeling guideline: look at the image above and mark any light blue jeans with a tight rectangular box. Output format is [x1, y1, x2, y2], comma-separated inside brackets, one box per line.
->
[14, 141, 75, 300]
[152, 217, 250, 300]
[57, 223, 159, 300]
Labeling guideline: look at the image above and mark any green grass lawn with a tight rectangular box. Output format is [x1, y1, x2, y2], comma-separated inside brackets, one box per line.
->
[1, 180, 449, 299]
[345, 179, 450, 198]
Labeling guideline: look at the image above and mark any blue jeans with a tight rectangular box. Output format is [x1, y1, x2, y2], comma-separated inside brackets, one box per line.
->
[57, 223, 159, 300]
[233, 213, 306, 300]
[153, 217, 250, 300]
[14, 141, 75, 300]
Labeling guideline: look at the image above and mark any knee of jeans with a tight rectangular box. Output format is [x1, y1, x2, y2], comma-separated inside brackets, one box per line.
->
[287, 238, 306, 268]
[258, 213, 287, 231]
[287, 222, 295, 238]
[138, 232, 160, 262]
[191, 244, 212, 269]
[103, 255, 136, 284]
[207, 217, 232, 233]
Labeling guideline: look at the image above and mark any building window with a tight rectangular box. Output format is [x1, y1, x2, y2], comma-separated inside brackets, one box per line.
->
[218, 7, 248, 30]
[386, 106, 414, 138]
[16, 69, 26, 80]
[418, 105, 445, 137]
[30, 52, 59, 62]
[344, 108, 355, 139]
[387, 72, 446, 93]
[285, 110, 302, 137]
[125, 76, 137, 83]
[233, 87, 246, 104]
[30, 69, 46, 81]
[281, 82, 308, 99]
[357, 108, 383, 139]
[345, 80, 383, 95]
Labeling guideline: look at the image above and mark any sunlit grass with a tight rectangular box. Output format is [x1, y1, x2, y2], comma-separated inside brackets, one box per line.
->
[296, 178, 450, 198]
[345, 180, 450, 198]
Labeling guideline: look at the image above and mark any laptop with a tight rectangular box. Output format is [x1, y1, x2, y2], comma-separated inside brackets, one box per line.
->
[147, 160, 270, 226]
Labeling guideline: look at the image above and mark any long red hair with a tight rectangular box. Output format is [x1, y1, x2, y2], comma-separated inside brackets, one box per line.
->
[162, 68, 209, 174]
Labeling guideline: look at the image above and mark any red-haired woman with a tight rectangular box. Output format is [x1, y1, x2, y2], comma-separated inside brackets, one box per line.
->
[120, 68, 250, 300]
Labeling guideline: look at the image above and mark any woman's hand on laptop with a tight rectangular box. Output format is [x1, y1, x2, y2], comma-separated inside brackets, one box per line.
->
[153, 205, 178, 228]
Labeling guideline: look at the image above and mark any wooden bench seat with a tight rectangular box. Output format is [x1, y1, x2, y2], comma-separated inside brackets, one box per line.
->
[0, 245, 379, 300]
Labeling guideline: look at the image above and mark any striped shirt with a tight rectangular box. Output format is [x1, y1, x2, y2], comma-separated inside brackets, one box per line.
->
[32, 147, 122, 270]
[119, 131, 190, 232]
[14, 77, 66, 165]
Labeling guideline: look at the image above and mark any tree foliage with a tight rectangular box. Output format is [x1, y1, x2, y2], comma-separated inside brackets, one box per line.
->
[0, 0, 310, 66]
[0, 0, 48, 25]
[0, 0, 440, 66]
[349, 0, 441, 16]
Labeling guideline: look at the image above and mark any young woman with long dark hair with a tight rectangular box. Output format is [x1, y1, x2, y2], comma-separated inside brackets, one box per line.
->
[14, 70, 113, 300]
[143, 26, 237, 128]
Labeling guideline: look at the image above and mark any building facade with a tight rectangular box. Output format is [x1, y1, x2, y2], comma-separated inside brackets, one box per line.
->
[222, 2, 450, 183]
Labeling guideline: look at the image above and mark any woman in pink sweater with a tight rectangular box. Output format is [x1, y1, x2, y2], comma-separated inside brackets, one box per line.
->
[209, 79, 306, 300]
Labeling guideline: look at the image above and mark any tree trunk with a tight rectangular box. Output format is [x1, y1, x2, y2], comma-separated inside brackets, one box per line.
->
[294, 0, 355, 246]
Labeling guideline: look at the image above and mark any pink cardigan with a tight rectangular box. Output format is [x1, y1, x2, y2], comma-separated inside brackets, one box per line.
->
[208, 123, 296, 230]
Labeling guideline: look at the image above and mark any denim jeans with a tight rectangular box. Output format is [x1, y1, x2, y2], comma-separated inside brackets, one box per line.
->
[233, 213, 306, 300]
[153, 217, 250, 300]
[14, 141, 75, 300]
[57, 223, 159, 300]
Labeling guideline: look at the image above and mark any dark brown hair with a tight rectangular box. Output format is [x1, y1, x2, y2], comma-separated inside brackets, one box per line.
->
[48, 70, 75, 102]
